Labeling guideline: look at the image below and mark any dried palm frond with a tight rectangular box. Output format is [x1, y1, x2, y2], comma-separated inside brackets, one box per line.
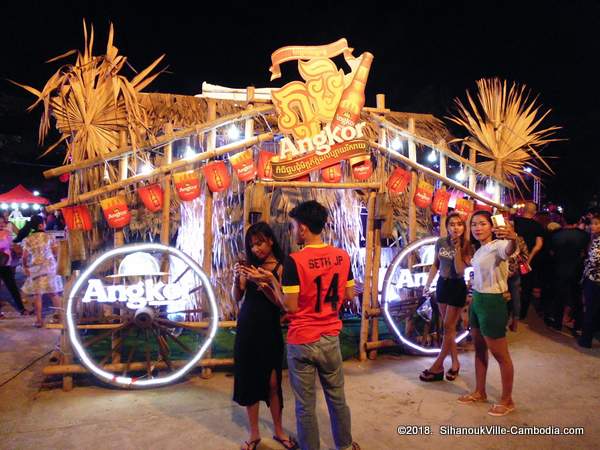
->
[447, 78, 562, 192]
[10, 20, 164, 163]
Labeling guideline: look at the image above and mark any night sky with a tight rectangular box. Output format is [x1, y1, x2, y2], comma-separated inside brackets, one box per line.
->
[1, 0, 599, 211]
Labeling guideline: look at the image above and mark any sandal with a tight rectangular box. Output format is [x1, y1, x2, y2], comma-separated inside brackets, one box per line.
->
[488, 404, 515, 416]
[446, 367, 460, 381]
[419, 369, 444, 382]
[273, 435, 298, 449]
[241, 438, 261, 450]
[457, 392, 487, 404]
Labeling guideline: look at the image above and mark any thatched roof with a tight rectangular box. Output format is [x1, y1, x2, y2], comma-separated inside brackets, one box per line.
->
[139, 92, 454, 146]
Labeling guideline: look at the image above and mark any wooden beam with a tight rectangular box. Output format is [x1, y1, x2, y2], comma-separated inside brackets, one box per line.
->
[45, 132, 274, 212]
[359, 191, 376, 361]
[42, 358, 235, 376]
[43, 105, 274, 179]
[256, 181, 381, 190]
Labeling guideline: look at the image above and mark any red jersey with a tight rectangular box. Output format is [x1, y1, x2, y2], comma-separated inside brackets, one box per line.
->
[282, 244, 354, 345]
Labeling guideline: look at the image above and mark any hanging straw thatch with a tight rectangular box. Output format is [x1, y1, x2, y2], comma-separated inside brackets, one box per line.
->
[447, 78, 562, 193]
[11, 20, 164, 165]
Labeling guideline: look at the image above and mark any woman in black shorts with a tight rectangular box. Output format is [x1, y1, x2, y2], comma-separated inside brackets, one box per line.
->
[420, 212, 470, 381]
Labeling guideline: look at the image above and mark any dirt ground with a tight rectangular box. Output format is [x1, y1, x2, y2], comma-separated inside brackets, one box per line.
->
[1, 309, 599, 450]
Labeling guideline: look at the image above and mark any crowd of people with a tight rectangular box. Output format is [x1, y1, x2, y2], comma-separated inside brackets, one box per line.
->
[2, 199, 599, 449]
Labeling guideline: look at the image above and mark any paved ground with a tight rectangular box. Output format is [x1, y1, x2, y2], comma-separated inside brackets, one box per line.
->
[1, 308, 599, 450]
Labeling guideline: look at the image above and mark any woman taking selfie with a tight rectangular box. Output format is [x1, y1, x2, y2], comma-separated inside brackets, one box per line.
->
[232, 222, 297, 450]
[458, 211, 518, 416]
[420, 212, 470, 382]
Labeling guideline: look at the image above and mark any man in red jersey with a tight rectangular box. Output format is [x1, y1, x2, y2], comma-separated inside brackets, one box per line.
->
[281, 200, 360, 450]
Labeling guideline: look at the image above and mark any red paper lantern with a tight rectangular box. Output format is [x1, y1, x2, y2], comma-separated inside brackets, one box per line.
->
[59, 173, 71, 183]
[431, 189, 451, 215]
[321, 164, 342, 183]
[173, 170, 201, 201]
[351, 159, 373, 181]
[138, 184, 164, 212]
[258, 150, 275, 180]
[475, 202, 493, 213]
[387, 167, 411, 194]
[100, 195, 131, 229]
[455, 198, 474, 221]
[413, 180, 434, 208]
[203, 161, 231, 193]
[230, 149, 257, 182]
[62, 205, 92, 231]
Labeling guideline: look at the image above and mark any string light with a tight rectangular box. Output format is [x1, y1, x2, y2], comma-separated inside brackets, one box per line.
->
[10, 202, 18, 210]
[0, 203, 7, 210]
[455, 168, 466, 181]
[21, 203, 29, 209]
[33, 190, 40, 196]
[227, 125, 241, 141]
[140, 163, 153, 175]
[33, 204, 41, 211]
[524, 166, 532, 173]
[485, 179, 497, 195]
[391, 138, 402, 151]
[183, 146, 196, 159]
[427, 150, 437, 162]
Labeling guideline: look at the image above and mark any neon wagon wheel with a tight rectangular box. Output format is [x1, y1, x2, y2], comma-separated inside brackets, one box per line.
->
[381, 236, 470, 354]
[66, 243, 218, 388]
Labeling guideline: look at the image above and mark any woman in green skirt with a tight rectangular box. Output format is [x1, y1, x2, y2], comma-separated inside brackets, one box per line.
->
[458, 210, 517, 416]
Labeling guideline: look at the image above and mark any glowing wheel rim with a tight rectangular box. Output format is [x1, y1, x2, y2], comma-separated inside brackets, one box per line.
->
[382, 236, 470, 354]
[66, 243, 219, 388]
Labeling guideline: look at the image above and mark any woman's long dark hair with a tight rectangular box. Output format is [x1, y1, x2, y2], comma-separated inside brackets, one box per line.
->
[470, 210, 495, 249]
[445, 211, 467, 247]
[244, 222, 284, 267]
[13, 215, 44, 243]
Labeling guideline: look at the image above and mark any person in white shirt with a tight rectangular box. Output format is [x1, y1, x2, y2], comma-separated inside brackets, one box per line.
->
[458, 210, 518, 417]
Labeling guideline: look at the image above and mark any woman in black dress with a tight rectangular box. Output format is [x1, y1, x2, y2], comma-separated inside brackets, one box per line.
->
[232, 222, 297, 450]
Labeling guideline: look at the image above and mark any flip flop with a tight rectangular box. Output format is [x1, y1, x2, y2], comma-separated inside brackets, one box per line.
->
[241, 438, 261, 450]
[273, 435, 298, 449]
[488, 404, 515, 416]
[457, 393, 488, 404]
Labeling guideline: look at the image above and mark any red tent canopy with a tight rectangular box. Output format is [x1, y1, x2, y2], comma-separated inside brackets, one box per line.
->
[0, 184, 49, 205]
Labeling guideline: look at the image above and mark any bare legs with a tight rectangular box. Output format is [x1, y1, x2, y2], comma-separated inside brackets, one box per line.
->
[429, 304, 462, 372]
[461, 327, 514, 408]
[32, 293, 62, 326]
[244, 370, 291, 446]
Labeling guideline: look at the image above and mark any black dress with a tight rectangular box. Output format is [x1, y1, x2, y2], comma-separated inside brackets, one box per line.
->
[233, 264, 284, 407]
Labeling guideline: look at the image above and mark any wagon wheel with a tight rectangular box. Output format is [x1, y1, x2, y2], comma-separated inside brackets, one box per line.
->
[66, 243, 219, 388]
[381, 236, 470, 355]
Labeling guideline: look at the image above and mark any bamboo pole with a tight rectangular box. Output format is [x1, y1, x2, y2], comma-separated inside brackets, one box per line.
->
[408, 118, 417, 248]
[468, 147, 477, 192]
[439, 155, 448, 236]
[160, 124, 173, 247]
[359, 191, 376, 361]
[59, 276, 76, 391]
[370, 141, 508, 211]
[367, 113, 514, 190]
[368, 226, 381, 360]
[46, 132, 274, 212]
[43, 105, 275, 179]
[256, 181, 381, 190]
[368, 93, 386, 360]
[201, 99, 217, 379]
[365, 339, 397, 351]
[111, 131, 129, 365]
[243, 98, 255, 231]
[46, 320, 237, 330]
[42, 358, 235, 376]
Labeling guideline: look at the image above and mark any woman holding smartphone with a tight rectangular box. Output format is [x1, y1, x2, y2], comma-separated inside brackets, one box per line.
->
[232, 222, 297, 450]
[458, 210, 518, 416]
[420, 212, 470, 382]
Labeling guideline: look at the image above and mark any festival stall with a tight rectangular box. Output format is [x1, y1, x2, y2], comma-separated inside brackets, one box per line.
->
[16, 24, 558, 390]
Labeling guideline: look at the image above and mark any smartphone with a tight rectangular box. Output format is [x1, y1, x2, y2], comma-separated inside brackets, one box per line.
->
[491, 214, 506, 227]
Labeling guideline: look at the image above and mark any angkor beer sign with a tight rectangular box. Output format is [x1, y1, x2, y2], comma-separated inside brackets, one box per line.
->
[269, 38, 373, 181]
